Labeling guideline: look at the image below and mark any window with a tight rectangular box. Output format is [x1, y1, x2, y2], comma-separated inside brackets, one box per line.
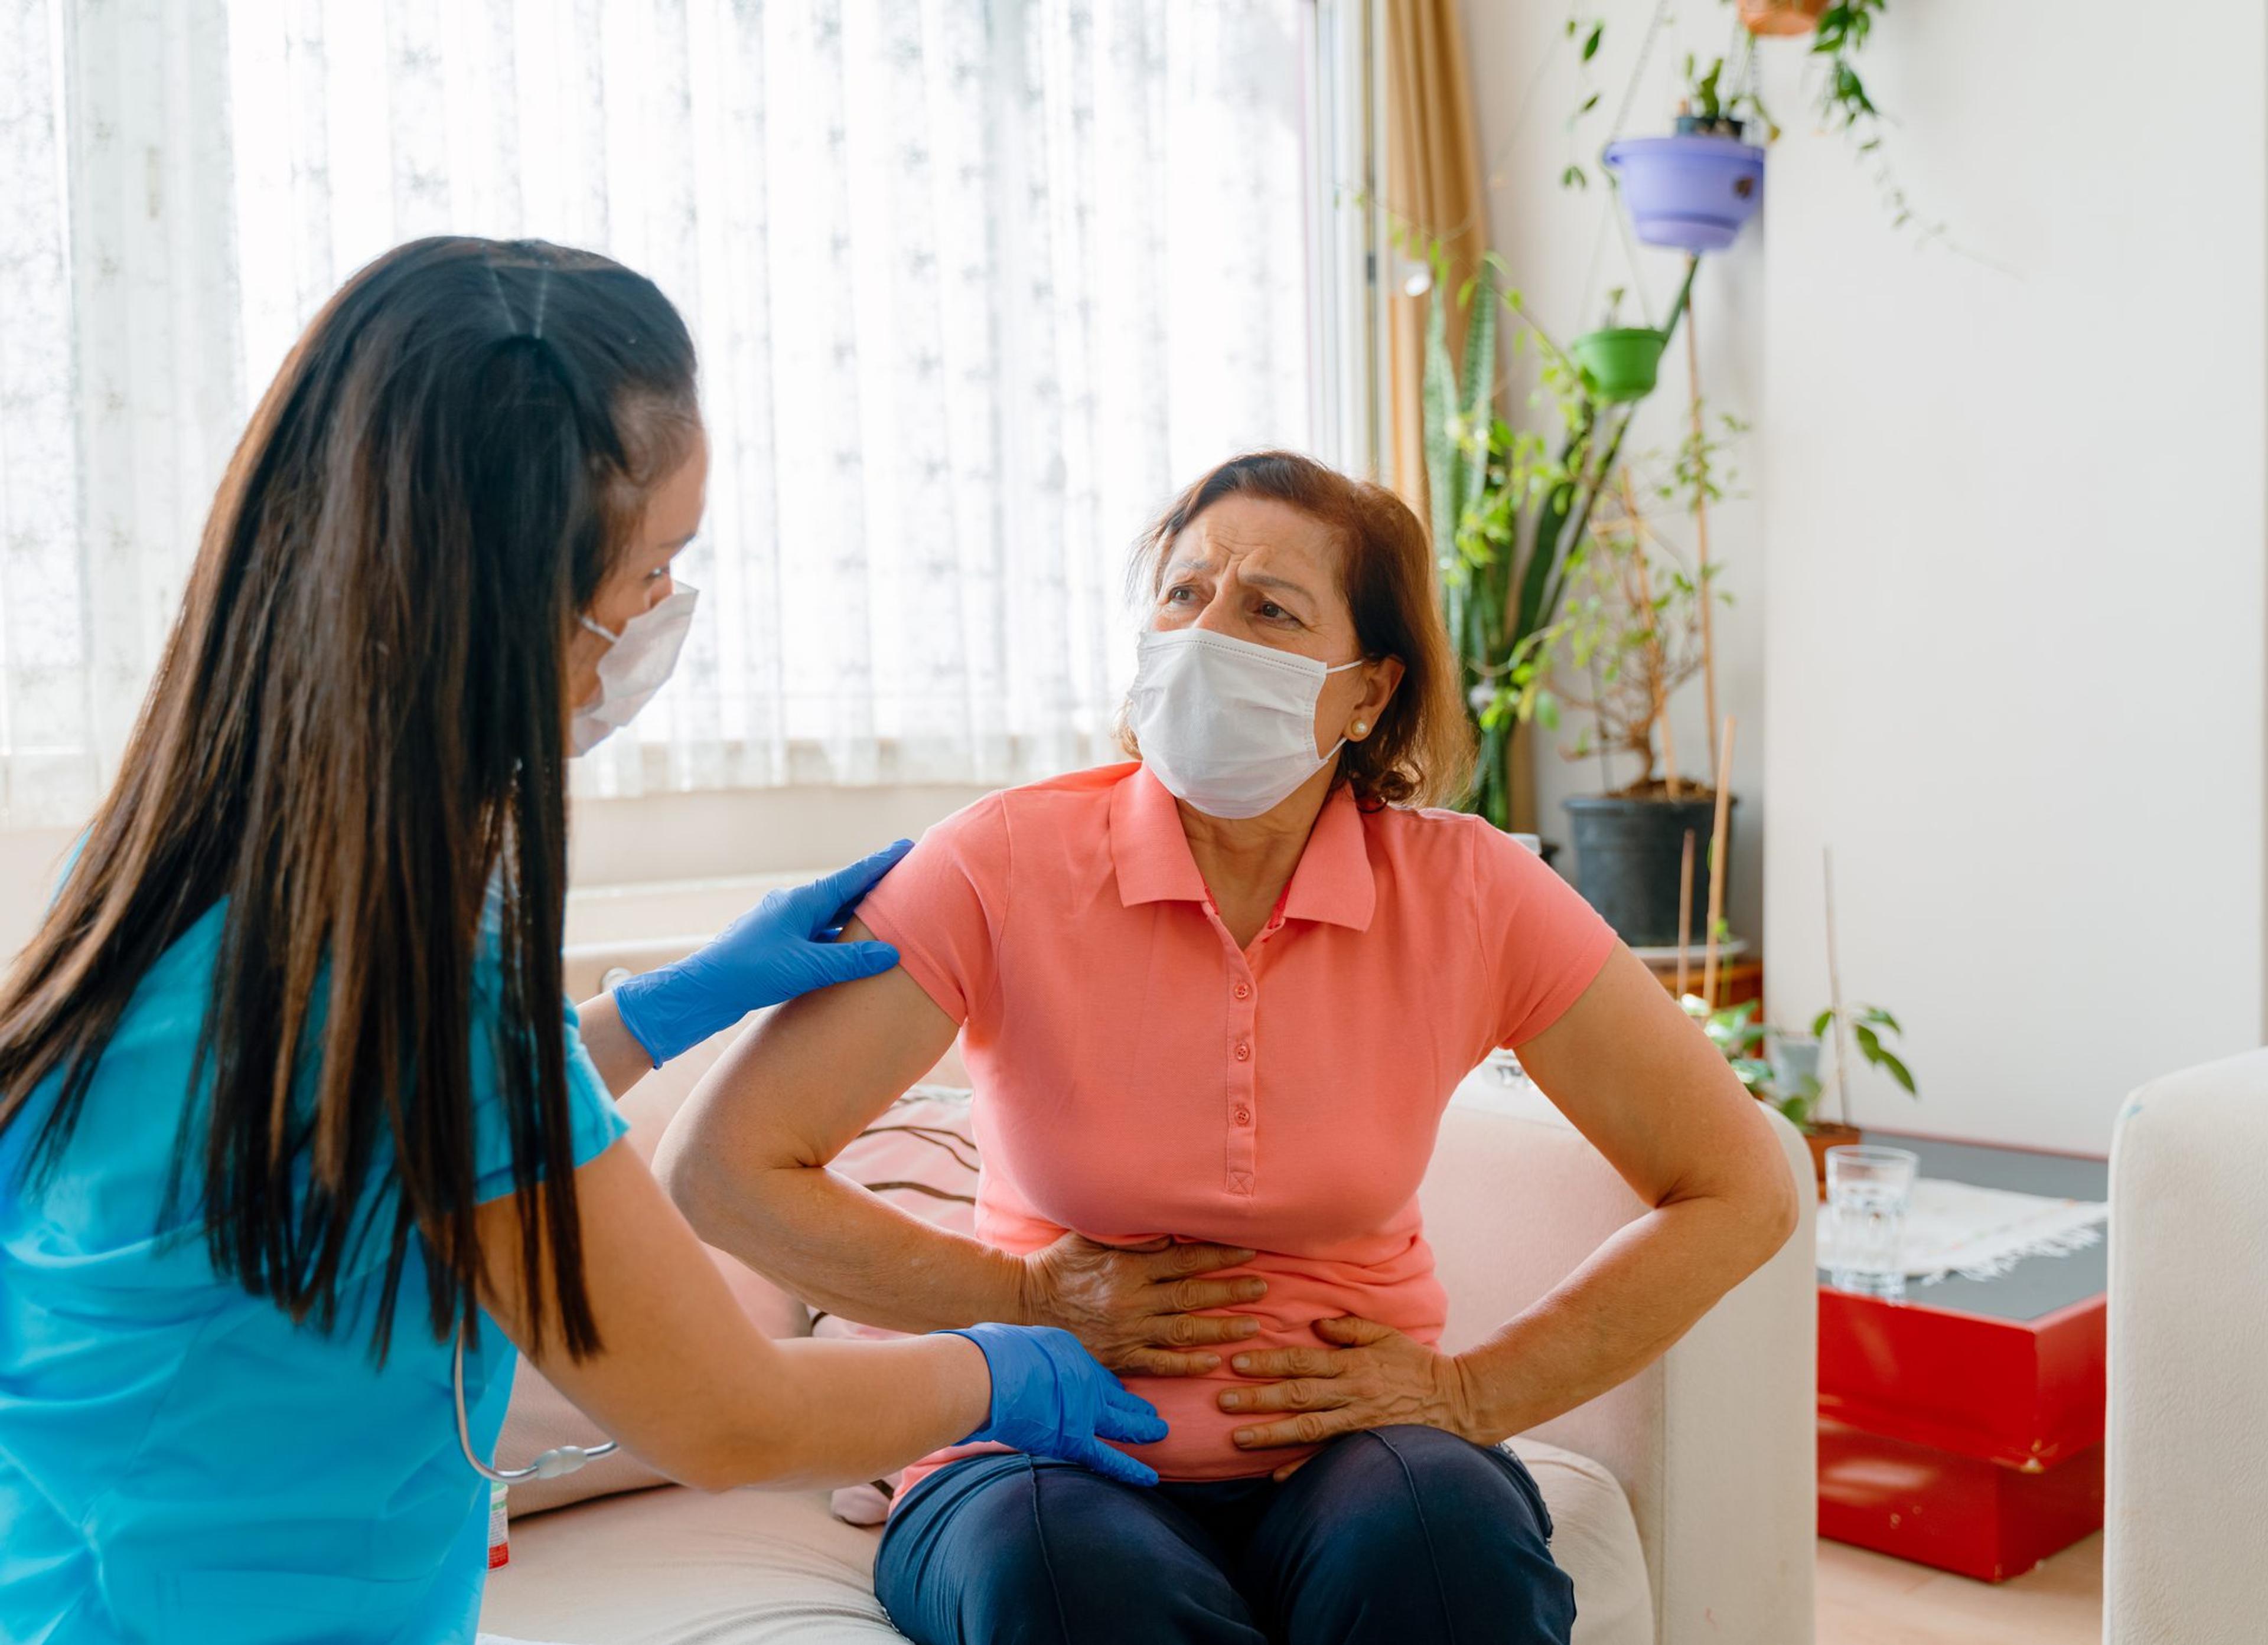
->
[0, 0, 1357, 824]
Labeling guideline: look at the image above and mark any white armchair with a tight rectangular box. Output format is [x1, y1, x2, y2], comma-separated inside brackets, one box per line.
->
[483, 946, 1817, 1645]
[1433, 1078, 1817, 1645]
[2103, 1048, 2268, 1645]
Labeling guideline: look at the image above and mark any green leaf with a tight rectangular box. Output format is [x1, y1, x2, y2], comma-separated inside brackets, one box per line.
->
[1810, 1007, 1834, 1038]
[1560, 163, 1588, 191]
[1458, 267, 1500, 531]
[1581, 21, 1603, 60]
[1863, 1006, 1903, 1034]
[1878, 1049, 1918, 1096]
[1422, 277, 1460, 575]
[1774, 1088, 1818, 1130]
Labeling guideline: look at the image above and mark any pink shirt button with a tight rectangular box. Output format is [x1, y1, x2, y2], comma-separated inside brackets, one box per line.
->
[1234, 982, 1252, 1000]
[1233, 1043, 1251, 1062]
[1234, 1107, 1252, 1125]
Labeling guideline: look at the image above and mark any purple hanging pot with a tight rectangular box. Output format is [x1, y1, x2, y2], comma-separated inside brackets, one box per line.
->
[1602, 135, 1767, 254]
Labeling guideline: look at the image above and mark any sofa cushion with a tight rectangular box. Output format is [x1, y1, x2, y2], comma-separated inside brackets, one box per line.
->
[478, 1436, 1651, 1645]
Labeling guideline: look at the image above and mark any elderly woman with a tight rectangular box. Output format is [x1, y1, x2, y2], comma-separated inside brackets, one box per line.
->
[659, 451, 1797, 1644]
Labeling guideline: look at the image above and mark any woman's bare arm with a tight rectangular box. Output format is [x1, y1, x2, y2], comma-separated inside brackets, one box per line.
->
[654, 918, 1268, 1372]
[1446, 945, 1800, 1438]
[572, 990, 663, 1098]
[654, 928, 1030, 1330]
[474, 1140, 991, 1492]
[1221, 945, 1798, 1459]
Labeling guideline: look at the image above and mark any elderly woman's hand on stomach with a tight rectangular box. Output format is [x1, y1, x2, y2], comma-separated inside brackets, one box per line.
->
[1219, 1316, 1480, 1481]
[1019, 1234, 1270, 1376]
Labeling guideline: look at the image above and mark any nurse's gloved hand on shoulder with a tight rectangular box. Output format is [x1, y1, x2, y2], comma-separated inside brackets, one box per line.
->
[946, 1323, 1169, 1487]
[611, 839, 913, 1068]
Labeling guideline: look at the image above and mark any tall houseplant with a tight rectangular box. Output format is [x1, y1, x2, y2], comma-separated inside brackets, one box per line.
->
[1416, 249, 1697, 833]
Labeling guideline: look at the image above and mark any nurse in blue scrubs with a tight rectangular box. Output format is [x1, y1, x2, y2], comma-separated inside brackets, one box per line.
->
[0, 237, 1162, 1644]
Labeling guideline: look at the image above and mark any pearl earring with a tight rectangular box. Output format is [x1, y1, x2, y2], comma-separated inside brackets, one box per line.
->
[1351, 720, 1370, 738]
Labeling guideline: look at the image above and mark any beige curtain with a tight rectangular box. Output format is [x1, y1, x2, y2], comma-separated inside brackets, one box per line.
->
[1380, 0, 1535, 827]
[1383, 0, 1487, 518]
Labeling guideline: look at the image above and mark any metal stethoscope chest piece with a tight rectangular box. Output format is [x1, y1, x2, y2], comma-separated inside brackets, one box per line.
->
[453, 1322, 619, 1483]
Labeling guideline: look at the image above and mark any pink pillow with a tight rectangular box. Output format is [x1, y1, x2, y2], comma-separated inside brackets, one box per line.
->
[809, 1087, 981, 1523]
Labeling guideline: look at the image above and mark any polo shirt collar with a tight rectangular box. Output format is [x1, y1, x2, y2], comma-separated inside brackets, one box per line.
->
[1110, 765, 1210, 906]
[1281, 782, 1376, 931]
[1110, 765, 1376, 932]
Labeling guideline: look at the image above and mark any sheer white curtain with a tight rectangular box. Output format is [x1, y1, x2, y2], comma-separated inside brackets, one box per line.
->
[0, 0, 1317, 825]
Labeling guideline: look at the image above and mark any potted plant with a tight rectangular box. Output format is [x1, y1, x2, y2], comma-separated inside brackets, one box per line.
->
[1544, 440, 1736, 947]
[1410, 242, 1699, 835]
[1567, 289, 1667, 406]
[1602, 55, 1770, 253]
[1684, 996, 1919, 1192]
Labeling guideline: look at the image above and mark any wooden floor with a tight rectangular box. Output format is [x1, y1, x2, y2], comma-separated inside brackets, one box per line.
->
[1817, 1533, 2103, 1644]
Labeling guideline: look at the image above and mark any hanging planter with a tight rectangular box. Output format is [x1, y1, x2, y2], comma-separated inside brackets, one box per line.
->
[1603, 134, 1767, 254]
[1568, 328, 1667, 404]
[1738, 0, 1829, 37]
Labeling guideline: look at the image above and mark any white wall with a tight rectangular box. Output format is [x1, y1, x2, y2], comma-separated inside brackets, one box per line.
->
[1465, 1, 2268, 1153]
[1753, 5, 2267, 1152]
[1460, 1, 1770, 946]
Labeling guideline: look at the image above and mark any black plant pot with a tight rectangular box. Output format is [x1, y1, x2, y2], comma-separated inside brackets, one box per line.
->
[1562, 793, 1737, 948]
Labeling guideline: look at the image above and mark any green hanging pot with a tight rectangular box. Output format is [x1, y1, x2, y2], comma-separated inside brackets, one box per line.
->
[1568, 327, 1668, 404]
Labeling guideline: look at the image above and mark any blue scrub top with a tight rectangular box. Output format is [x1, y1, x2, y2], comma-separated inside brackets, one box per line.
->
[0, 902, 630, 1644]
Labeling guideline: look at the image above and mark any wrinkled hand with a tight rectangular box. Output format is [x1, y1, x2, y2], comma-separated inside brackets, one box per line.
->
[611, 840, 912, 1066]
[947, 1323, 1169, 1487]
[1220, 1317, 1478, 1481]
[1020, 1235, 1270, 1376]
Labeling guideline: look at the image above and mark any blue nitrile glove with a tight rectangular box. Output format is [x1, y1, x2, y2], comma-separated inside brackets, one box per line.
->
[610, 840, 913, 1066]
[945, 1323, 1169, 1488]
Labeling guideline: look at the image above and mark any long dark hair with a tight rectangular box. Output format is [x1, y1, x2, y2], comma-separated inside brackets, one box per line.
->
[0, 237, 698, 1362]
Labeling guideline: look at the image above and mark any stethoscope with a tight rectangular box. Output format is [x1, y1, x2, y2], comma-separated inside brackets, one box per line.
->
[453, 1322, 618, 1484]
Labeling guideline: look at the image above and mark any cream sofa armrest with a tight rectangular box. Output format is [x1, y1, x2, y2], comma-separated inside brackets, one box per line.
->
[2104, 1049, 2268, 1645]
[1426, 1078, 1817, 1645]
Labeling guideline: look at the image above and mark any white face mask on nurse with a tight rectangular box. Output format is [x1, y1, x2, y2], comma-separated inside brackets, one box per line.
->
[565, 430, 709, 753]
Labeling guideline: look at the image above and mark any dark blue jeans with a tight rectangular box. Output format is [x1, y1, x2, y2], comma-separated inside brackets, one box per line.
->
[873, 1424, 1575, 1645]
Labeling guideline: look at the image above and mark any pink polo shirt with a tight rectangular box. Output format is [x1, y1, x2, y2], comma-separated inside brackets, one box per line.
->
[858, 762, 1618, 1489]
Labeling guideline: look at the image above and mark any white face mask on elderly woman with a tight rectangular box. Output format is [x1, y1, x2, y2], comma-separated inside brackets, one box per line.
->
[571, 584, 699, 756]
[1126, 627, 1363, 820]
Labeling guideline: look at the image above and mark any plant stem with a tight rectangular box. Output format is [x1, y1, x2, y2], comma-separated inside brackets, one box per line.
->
[1682, 264, 1722, 790]
[1621, 467, 1680, 796]
[1824, 844, 1856, 1128]
[1676, 827, 1696, 998]
[1548, 258, 1701, 618]
[1703, 716, 1736, 1008]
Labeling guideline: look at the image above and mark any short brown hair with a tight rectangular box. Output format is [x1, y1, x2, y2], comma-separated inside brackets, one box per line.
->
[1122, 451, 1475, 810]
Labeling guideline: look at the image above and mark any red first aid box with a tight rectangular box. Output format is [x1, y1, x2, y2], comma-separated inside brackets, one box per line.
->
[1816, 1131, 2107, 1583]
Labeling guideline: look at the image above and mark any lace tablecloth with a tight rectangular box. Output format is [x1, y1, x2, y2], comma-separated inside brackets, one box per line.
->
[1819, 1175, 2109, 1284]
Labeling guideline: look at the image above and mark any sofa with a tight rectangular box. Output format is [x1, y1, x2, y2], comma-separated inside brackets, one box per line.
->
[2103, 1048, 2268, 1645]
[477, 941, 1817, 1645]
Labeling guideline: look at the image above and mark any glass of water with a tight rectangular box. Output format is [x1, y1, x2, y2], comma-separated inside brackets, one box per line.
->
[1824, 1145, 1919, 1300]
